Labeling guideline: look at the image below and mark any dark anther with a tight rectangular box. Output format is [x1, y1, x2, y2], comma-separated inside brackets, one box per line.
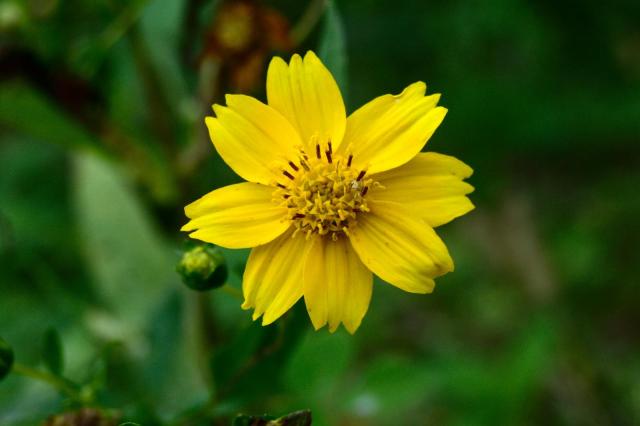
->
[326, 150, 333, 164]
[315, 144, 321, 159]
[347, 154, 353, 167]
[293, 213, 305, 219]
[328, 141, 333, 153]
[283, 194, 290, 199]
[356, 170, 366, 181]
[283, 170, 295, 180]
[277, 183, 287, 189]
[288, 161, 299, 171]
[361, 186, 369, 196]
[300, 160, 310, 171]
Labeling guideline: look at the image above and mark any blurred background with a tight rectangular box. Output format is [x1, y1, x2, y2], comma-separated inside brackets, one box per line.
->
[1, 0, 639, 424]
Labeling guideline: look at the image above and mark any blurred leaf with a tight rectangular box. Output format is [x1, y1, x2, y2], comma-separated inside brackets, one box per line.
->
[284, 330, 353, 402]
[347, 355, 434, 422]
[41, 328, 63, 376]
[318, 0, 347, 98]
[0, 337, 13, 382]
[73, 153, 174, 328]
[0, 82, 99, 152]
[139, 0, 189, 106]
[211, 303, 308, 403]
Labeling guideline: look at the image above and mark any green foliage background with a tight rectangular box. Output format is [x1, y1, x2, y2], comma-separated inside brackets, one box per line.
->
[1, 0, 639, 424]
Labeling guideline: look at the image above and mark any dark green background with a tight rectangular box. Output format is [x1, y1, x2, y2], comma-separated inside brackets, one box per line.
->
[1, 0, 639, 424]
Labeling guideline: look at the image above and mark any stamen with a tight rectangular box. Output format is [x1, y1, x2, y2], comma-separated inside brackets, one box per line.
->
[325, 150, 333, 164]
[275, 150, 376, 239]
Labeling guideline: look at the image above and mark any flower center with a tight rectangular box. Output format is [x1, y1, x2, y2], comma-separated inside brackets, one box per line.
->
[273, 140, 376, 240]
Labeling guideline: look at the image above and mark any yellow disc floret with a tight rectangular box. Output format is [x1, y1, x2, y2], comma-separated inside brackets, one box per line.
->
[273, 139, 377, 240]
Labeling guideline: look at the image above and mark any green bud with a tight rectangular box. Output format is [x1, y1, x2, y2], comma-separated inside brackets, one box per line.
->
[0, 336, 14, 381]
[177, 243, 228, 291]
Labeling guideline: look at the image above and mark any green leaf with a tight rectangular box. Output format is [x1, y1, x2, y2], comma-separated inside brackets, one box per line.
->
[318, 0, 348, 98]
[0, 82, 99, 152]
[41, 328, 64, 376]
[211, 303, 308, 403]
[284, 330, 353, 395]
[73, 152, 175, 328]
[0, 337, 14, 381]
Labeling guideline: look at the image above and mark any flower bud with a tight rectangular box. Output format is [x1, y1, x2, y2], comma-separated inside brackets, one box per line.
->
[177, 243, 228, 291]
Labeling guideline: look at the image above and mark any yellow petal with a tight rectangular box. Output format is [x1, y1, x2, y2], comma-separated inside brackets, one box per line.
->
[206, 94, 303, 184]
[267, 51, 346, 150]
[303, 236, 373, 334]
[341, 82, 446, 174]
[371, 152, 475, 227]
[349, 200, 453, 294]
[242, 230, 310, 325]
[182, 183, 289, 249]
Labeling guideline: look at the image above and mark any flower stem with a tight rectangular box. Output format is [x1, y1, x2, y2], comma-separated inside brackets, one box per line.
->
[11, 363, 79, 399]
[220, 283, 243, 301]
[291, 0, 327, 46]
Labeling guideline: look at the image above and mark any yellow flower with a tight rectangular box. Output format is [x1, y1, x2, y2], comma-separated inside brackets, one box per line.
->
[182, 51, 474, 333]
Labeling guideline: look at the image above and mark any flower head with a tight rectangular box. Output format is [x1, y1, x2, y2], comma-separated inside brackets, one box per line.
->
[182, 51, 474, 333]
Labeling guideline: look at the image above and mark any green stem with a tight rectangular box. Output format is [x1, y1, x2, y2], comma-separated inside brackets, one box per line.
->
[220, 283, 242, 301]
[11, 363, 79, 399]
[291, 0, 327, 46]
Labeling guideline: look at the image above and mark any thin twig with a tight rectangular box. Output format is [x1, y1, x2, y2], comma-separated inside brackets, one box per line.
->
[11, 363, 79, 400]
[220, 283, 243, 301]
[291, 0, 327, 46]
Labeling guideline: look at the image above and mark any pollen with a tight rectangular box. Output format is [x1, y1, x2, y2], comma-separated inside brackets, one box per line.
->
[273, 139, 377, 241]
